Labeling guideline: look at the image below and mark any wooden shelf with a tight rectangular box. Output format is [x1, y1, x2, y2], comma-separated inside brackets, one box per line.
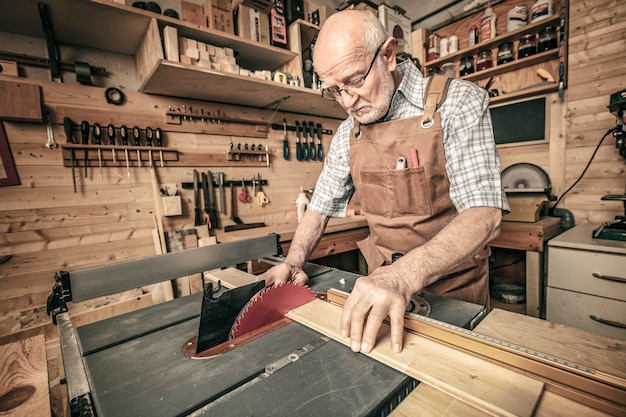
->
[460, 49, 560, 82]
[424, 15, 562, 69]
[139, 60, 346, 119]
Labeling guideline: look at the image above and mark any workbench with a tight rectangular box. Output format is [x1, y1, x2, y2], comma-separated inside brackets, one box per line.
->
[489, 216, 564, 318]
[218, 215, 369, 274]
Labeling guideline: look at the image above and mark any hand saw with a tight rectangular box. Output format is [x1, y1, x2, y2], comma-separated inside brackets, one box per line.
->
[189, 280, 317, 356]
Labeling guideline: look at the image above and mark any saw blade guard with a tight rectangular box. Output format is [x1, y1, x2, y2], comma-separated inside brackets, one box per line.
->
[229, 283, 317, 340]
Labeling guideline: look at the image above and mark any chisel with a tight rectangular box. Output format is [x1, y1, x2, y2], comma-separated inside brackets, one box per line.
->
[80, 121, 89, 177]
[93, 122, 103, 181]
[155, 127, 164, 167]
[193, 169, 203, 226]
[316, 123, 323, 161]
[107, 123, 117, 163]
[295, 121, 302, 161]
[64, 116, 77, 193]
[206, 170, 219, 229]
[308, 121, 315, 162]
[120, 125, 130, 177]
[217, 172, 226, 214]
[282, 118, 289, 160]
[132, 126, 141, 167]
[301, 120, 309, 161]
[145, 127, 154, 167]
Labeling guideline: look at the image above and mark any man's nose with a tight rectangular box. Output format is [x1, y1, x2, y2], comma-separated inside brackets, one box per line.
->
[339, 91, 359, 108]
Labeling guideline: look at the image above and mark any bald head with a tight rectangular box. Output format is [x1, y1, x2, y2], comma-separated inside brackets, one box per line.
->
[313, 10, 388, 69]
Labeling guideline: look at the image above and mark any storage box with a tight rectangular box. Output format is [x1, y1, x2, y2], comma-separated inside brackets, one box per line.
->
[205, 0, 234, 34]
[304, 1, 335, 27]
[234, 4, 270, 44]
[378, 4, 411, 54]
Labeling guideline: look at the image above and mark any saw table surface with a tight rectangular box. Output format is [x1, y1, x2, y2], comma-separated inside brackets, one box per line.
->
[77, 291, 414, 417]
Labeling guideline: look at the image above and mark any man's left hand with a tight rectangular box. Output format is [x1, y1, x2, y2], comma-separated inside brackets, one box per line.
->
[340, 266, 415, 354]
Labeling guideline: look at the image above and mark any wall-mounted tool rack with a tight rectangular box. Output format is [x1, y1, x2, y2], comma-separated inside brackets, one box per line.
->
[227, 147, 270, 166]
[61, 144, 179, 168]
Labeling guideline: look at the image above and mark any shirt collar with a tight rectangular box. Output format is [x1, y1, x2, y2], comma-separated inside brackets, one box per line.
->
[383, 60, 426, 121]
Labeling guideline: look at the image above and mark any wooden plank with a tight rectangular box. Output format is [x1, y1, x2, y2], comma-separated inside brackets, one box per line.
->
[0, 80, 42, 122]
[390, 383, 489, 417]
[288, 300, 545, 417]
[0, 335, 50, 417]
[474, 309, 626, 380]
[490, 217, 562, 252]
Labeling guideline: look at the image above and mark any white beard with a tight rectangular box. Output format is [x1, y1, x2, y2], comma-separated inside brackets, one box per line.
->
[350, 61, 395, 125]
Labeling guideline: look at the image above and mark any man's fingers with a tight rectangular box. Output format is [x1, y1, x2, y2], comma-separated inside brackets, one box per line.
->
[360, 306, 386, 353]
[388, 309, 405, 353]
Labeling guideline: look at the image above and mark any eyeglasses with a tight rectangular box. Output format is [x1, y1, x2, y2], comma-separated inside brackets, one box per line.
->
[321, 43, 384, 101]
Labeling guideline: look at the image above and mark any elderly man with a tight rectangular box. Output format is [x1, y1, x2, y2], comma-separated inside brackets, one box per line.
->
[262, 9, 509, 354]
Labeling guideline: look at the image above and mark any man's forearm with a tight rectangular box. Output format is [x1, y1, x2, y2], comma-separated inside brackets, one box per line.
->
[393, 207, 502, 292]
[284, 209, 330, 267]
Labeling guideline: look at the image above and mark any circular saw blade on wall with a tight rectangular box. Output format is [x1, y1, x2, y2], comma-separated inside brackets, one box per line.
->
[501, 163, 552, 192]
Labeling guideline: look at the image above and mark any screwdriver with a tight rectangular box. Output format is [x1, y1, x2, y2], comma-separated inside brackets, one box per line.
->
[155, 127, 164, 168]
[80, 121, 89, 178]
[107, 123, 117, 163]
[119, 125, 130, 177]
[301, 120, 309, 161]
[93, 122, 103, 181]
[145, 127, 154, 167]
[308, 121, 315, 162]
[132, 126, 141, 167]
[316, 123, 323, 161]
[295, 121, 302, 161]
[282, 118, 289, 160]
[64, 117, 77, 193]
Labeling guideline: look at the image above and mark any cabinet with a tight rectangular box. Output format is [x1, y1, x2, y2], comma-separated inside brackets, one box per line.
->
[547, 224, 626, 340]
[423, 2, 567, 105]
[0, 0, 345, 119]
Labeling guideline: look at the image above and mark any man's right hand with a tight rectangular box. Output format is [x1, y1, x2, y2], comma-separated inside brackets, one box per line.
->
[259, 261, 309, 287]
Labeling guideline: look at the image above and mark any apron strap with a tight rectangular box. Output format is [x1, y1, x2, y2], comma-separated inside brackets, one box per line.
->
[422, 76, 452, 128]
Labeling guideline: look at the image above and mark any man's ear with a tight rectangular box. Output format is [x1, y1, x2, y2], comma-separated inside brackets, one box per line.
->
[381, 37, 397, 72]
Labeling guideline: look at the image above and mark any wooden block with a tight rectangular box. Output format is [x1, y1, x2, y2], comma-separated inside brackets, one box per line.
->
[163, 26, 179, 62]
[182, 0, 206, 26]
[0, 334, 51, 417]
[0, 80, 42, 122]
[0, 60, 19, 77]
[288, 300, 544, 417]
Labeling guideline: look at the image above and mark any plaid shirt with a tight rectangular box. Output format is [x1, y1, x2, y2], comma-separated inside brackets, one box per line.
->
[309, 60, 510, 217]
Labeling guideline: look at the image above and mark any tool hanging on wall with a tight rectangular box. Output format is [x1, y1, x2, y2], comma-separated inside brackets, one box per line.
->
[107, 124, 117, 163]
[38, 2, 61, 82]
[316, 123, 323, 161]
[282, 118, 289, 160]
[238, 179, 251, 203]
[156, 127, 164, 167]
[308, 121, 315, 161]
[206, 171, 219, 229]
[80, 121, 89, 177]
[301, 120, 309, 161]
[193, 169, 203, 227]
[45, 112, 58, 149]
[217, 172, 226, 214]
[64, 117, 77, 193]
[93, 123, 103, 181]
[132, 126, 142, 167]
[120, 125, 130, 177]
[295, 121, 302, 161]
[256, 173, 269, 206]
[145, 127, 154, 167]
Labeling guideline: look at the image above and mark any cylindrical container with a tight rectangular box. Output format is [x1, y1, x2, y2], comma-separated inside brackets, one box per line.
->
[459, 55, 475, 76]
[441, 62, 456, 78]
[476, 49, 493, 71]
[479, 5, 497, 42]
[530, 0, 555, 23]
[538, 26, 558, 51]
[295, 187, 309, 223]
[440, 36, 449, 57]
[518, 34, 537, 58]
[469, 24, 479, 47]
[448, 35, 459, 54]
[428, 66, 441, 76]
[428, 33, 442, 61]
[497, 42, 515, 65]
[506, 6, 528, 32]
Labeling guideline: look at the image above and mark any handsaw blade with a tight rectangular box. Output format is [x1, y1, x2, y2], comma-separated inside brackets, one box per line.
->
[229, 283, 317, 340]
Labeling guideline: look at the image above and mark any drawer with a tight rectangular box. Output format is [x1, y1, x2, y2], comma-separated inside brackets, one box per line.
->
[546, 287, 626, 340]
[548, 247, 626, 301]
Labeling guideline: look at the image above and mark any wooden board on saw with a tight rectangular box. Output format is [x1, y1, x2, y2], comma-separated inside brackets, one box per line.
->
[0, 334, 51, 417]
[288, 299, 544, 417]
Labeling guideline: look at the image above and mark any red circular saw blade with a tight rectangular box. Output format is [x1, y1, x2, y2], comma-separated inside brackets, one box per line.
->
[228, 283, 317, 340]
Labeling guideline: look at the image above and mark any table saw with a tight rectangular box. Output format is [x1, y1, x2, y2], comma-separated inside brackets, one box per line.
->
[47, 235, 626, 417]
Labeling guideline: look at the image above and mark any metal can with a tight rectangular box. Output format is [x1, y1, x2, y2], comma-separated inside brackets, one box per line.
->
[440, 37, 449, 57]
[448, 35, 459, 54]
[428, 33, 442, 61]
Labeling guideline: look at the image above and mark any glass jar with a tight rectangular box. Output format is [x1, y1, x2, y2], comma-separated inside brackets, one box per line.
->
[476, 49, 493, 71]
[459, 55, 475, 76]
[538, 26, 558, 51]
[518, 34, 537, 58]
[428, 66, 441, 76]
[497, 42, 515, 65]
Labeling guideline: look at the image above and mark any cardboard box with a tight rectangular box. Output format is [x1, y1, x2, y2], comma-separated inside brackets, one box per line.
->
[205, 0, 234, 34]
[378, 4, 411, 54]
[234, 4, 270, 44]
[304, 1, 335, 27]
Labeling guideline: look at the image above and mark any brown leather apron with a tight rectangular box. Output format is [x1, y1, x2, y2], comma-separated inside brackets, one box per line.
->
[349, 76, 490, 308]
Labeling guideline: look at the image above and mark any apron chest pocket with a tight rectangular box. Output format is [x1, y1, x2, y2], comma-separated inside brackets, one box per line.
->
[359, 168, 432, 218]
